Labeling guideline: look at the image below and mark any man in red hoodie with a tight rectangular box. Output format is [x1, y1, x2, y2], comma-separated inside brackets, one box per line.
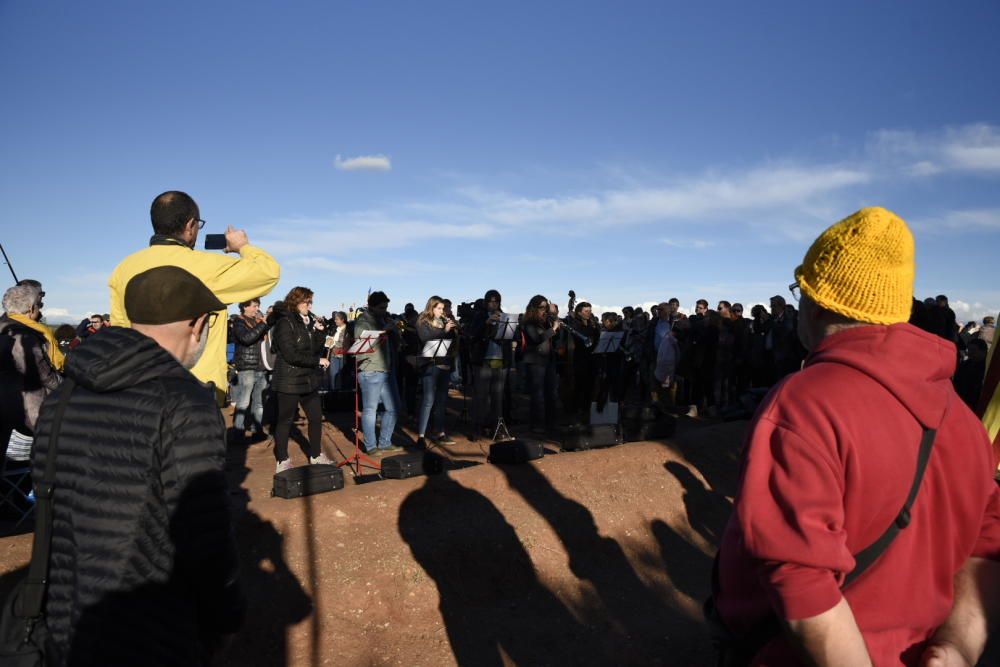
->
[712, 207, 1000, 666]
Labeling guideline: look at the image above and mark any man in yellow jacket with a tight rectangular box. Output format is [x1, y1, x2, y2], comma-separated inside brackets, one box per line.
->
[109, 191, 280, 403]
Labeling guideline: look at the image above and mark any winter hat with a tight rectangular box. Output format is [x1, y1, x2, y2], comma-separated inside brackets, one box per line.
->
[794, 207, 914, 325]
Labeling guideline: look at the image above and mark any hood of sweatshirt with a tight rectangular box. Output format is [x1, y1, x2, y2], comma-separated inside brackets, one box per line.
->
[806, 322, 956, 429]
[65, 326, 190, 393]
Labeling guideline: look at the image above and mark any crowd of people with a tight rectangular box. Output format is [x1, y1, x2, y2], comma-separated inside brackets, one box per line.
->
[1, 193, 1000, 666]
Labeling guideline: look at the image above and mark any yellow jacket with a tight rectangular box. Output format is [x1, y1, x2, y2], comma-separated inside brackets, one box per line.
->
[7, 312, 65, 372]
[109, 237, 280, 391]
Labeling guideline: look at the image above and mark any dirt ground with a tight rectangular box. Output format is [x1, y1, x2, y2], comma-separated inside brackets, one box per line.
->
[0, 388, 741, 667]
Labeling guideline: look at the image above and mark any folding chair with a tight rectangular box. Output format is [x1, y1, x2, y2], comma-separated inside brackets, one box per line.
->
[1, 430, 36, 529]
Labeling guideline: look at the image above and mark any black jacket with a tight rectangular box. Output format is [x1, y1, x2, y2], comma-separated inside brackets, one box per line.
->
[231, 314, 268, 371]
[271, 311, 326, 394]
[416, 319, 457, 370]
[31, 326, 244, 667]
[522, 320, 558, 365]
[0, 316, 62, 446]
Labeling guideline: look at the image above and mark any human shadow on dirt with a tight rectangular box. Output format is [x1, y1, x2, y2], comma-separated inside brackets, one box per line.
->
[496, 463, 710, 665]
[398, 470, 607, 667]
[664, 461, 732, 548]
[663, 419, 744, 502]
[219, 437, 313, 667]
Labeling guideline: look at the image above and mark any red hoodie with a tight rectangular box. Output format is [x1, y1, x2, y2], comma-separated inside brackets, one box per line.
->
[716, 323, 1000, 666]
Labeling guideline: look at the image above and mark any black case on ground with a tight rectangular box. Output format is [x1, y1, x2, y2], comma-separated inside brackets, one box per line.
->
[381, 452, 444, 479]
[622, 414, 677, 442]
[561, 424, 622, 451]
[323, 389, 356, 413]
[272, 464, 345, 499]
[622, 403, 667, 422]
[488, 439, 545, 464]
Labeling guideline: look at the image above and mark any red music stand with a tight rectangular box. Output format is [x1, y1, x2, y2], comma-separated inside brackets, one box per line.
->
[338, 331, 385, 476]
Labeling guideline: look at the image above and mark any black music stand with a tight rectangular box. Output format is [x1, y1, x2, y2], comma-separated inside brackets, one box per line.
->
[591, 332, 626, 426]
[420, 338, 454, 445]
[339, 330, 385, 476]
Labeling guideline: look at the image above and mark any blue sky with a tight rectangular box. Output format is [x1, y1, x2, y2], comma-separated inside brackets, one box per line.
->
[2, 1, 999, 323]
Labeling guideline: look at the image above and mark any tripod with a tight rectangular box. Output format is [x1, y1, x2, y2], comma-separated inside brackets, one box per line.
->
[338, 334, 383, 477]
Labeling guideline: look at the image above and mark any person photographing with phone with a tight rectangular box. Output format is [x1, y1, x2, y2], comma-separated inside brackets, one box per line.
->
[109, 191, 280, 405]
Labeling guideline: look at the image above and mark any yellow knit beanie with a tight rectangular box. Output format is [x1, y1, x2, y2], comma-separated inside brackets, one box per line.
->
[794, 207, 914, 325]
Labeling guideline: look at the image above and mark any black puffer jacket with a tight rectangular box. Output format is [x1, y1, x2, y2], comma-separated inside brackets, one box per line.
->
[231, 314, 268, 371]
[31, 326, 244, 667]
[271, 311, 326, 394]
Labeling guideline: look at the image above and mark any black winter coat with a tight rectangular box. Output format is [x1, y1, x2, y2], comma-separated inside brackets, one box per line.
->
[31, 326, 244, 667]
[271, 312, 326, 394]
[231, 314, 268, 371]
[522, 321, 558, 365]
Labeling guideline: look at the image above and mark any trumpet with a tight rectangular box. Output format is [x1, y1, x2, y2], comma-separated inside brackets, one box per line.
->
[552, 315, 594, 349]
[386, 316, 410, 332]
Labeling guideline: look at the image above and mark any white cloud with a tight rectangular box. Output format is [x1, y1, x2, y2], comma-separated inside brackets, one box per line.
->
[254, 217, 495, 256]
[912, 208, 1000, 233]
[455, 164, 869, 229]
[951, 300, 1000, 326]
[869, 123, 1000, 174]
[660, 238, 715, 249]
[333, 154, 392, 172]
[288, 256, 436, 276]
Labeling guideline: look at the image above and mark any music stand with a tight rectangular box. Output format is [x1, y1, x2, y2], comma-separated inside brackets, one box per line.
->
[339, 330, 385, 476]
[420, 338, 454, 447]
[592, 331, 624, 355]
[591, 332, 626, 426]
[493, 315, 518, 342]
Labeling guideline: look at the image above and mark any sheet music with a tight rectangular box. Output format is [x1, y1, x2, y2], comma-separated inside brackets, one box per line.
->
[593, 331, 625, 354]
[346, 330, 384, 355]
[420, 339, 453, 358]
[493, 313, 516, 340]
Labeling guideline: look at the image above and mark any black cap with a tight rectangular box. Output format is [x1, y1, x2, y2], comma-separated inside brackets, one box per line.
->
[368, 291, 390, 307]
[125, 266, 226, 325]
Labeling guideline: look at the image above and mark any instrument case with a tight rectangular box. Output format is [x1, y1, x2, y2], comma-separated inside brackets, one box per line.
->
[381, 452, 444, 479]
[561, 424, 622, 451]
[622, 414, 677, 442]
[488, 439, 545, 464]
[272, 464, 345, 499]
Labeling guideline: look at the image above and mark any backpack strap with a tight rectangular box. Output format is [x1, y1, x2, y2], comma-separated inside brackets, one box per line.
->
[843, 425, 937, 587]
[19, 378, 76, 619]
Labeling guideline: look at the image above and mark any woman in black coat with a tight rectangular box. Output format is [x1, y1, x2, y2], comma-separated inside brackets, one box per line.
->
[521, 294, 561, 434]
[271, 286, 331, 472]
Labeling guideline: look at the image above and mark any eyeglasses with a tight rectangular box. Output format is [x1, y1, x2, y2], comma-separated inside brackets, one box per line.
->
[189, 312, 219, 328]
[789, 282, 801, 302]
[195, 218, 206, 229]
[537, 304, 549, 309]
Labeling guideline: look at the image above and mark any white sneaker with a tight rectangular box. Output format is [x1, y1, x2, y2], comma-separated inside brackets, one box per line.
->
[276, 459, 294, 473]
[309, 452, 334, 465]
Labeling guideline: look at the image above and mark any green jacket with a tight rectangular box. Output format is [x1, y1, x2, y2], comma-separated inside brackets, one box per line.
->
[353, 311, 398, 373]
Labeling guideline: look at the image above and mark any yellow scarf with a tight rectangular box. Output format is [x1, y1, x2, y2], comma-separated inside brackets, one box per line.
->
[7, 313, 65, 372]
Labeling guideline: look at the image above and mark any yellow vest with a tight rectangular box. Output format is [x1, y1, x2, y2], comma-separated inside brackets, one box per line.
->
[108, 239, 280, 391]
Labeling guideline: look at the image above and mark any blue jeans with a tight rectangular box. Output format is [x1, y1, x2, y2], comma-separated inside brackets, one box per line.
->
[232, 370, 269, 433]
[418, 365, 451, 436]
[328, 356, 344, 391]
[358, 370, 400, 450]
